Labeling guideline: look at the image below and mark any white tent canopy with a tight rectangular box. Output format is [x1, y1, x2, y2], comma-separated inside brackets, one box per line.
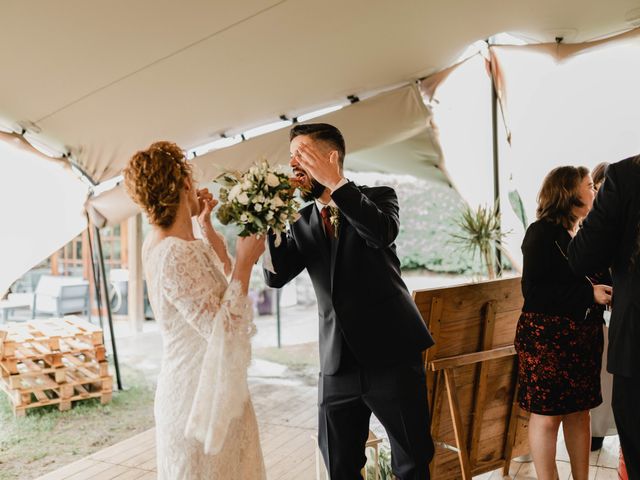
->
[0, 138, 87, 295]
[2, 0, 638, 182]
[2, 1, 640, 292]
[88, 83, 448, 226]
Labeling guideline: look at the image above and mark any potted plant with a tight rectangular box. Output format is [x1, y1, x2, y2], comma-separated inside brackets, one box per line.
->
[451, 202, 508, 280]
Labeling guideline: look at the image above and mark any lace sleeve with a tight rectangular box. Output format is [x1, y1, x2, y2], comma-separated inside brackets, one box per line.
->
[202, 233, 234, 278]
[160, 240, 222, 338]
[184, 280, 256, 455]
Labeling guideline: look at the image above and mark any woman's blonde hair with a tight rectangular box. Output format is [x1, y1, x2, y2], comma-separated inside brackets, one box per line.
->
[123, 141, 192, 228]
[536, 165, 590, 230]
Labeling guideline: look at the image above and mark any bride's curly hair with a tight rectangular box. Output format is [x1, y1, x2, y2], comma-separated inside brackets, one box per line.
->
[123, 141, 192, 228]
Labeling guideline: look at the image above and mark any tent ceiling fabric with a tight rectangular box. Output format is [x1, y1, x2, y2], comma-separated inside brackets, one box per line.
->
[88, 83, 446, 226]
[1, 0, 637, 183]
[192, 84, 438, 179]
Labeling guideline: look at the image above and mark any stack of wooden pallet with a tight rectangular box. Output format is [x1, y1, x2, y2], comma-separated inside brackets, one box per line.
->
[0, 317, 112, 416]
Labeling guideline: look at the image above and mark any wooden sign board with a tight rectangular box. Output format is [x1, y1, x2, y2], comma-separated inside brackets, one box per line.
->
[413, 277, 529, 479]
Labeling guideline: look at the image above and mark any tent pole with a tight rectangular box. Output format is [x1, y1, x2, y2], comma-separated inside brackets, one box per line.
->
[276, 289, 281, 349]
[94, 225, 123, 390]
[490, 56, 503, 278]
[85, 214, 104, 331]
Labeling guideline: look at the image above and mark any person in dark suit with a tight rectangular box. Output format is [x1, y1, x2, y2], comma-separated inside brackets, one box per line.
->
[264, 123, 435, 479]
[568, 155, 640, 479]
[587, 162, 616, 453]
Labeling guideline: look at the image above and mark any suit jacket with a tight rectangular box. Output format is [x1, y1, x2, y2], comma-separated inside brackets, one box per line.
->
[568, 156, 640, 378]
[264, 182, 434, 374]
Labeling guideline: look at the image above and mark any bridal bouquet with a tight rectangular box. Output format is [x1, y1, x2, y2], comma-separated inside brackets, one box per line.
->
[215, 160, 300, 246]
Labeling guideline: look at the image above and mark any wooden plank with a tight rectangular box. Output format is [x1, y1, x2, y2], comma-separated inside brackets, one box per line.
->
[444, 368, 472, 480]
[503, 381, 523, 474]
[430, 346, 516, 371]
[429, 370, 445, 480]
[35, 458, 104, 480]
[424, 295, 442, 409]
[469, 301, 496, 463]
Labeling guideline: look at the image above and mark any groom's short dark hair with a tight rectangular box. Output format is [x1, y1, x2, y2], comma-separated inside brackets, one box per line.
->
[290, 123, 345, 167]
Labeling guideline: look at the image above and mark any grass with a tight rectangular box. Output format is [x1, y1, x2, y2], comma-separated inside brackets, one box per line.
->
[0, 365, 155, 480]
[254, 342, 320, 385]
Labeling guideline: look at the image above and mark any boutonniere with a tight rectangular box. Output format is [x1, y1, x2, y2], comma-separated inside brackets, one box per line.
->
[329, 206, 340, 238]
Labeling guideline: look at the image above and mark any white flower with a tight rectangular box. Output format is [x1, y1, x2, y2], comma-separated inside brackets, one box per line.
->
[265, 211, 274, 221]
[266, 173, 280, 188]
[243, 179, 252, 190]
[228, 184, 242, 201]
[240, 213, 249, 223]
[272, 195, 284, 208]
[279, 213, 287, 221]
[237, 192, 250, 205]
[254, 203, 263, 212]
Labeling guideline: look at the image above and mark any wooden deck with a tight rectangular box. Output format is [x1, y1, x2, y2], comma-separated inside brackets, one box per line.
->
[34, 379, 621, 480]
[35, 381, 318, 480]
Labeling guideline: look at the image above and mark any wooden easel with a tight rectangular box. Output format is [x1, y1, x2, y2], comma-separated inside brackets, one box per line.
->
[414, 277, 529, 479]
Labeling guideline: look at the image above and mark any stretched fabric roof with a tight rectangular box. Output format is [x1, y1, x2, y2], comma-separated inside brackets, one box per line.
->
[88, 84, 449, 226]
[1, 0, 637, 183]
[0, 139, 87, 295]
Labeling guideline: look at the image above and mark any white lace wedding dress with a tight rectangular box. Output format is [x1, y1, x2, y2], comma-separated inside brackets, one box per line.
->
[143, 236, 266, 479]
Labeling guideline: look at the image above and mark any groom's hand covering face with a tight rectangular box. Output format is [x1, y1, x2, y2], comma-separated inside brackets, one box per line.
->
[290, 136, 342, 201]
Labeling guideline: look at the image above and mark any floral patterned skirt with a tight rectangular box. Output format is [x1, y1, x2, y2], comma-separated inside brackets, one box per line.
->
[514, 311, 603, 415]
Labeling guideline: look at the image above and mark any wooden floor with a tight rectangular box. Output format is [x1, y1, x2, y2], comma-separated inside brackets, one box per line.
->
[35, 379, 620, 480]
[35, 381, 318, 480]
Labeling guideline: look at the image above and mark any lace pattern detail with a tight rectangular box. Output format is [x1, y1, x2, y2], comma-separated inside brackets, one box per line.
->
[201, 229, 234, 278]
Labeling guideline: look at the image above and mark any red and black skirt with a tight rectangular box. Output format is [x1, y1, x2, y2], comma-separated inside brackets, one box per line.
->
[514, 311, 603, 415]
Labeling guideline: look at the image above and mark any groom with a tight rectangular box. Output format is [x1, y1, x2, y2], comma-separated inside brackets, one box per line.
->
[264, 123, 435, 479]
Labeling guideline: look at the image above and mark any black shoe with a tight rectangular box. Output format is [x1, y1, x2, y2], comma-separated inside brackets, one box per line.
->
[590, 436, 604, 451]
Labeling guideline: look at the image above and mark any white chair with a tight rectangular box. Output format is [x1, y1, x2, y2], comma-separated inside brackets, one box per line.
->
[32, 275, 90, 319]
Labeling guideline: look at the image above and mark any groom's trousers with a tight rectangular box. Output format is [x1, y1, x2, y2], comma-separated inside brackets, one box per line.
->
[317, 351, 434, 480]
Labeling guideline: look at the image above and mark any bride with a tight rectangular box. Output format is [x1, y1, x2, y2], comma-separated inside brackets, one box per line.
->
[123, 141, 266, 479]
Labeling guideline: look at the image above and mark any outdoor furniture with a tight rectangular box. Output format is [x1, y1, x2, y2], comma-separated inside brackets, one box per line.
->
[0, 317, 111, 416]
[414, 277, 529, 480]
[32, 275, 90, 319]
[313, 429, 383, 480]
[0, 293, 33, 322]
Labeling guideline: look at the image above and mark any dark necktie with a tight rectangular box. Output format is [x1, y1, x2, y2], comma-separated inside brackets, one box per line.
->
[320, 206, 335, 240]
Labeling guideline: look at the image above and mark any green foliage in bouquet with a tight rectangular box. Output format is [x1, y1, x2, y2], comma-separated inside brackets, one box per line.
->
[450, 202, 508, 279]
[215, 160, 301, 245]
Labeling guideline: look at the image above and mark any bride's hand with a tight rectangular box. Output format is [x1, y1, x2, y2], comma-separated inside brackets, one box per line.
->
[196, 188, 218, 226]
[235, 234, 266, 267]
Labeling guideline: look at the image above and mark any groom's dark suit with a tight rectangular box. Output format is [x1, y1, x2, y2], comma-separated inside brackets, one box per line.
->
[265, 182, 434, 479]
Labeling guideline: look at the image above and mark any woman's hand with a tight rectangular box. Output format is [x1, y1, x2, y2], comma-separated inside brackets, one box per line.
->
[235, 234, 266, 267]
[196, 188, 218, 226]
[232, 234, 266, 294]
[593, 284, 612, 306]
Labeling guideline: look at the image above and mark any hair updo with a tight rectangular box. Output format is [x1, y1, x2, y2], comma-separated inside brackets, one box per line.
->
[123, 141, 192, 228]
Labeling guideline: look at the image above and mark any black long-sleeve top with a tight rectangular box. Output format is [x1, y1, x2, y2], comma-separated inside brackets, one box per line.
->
[521, 219, 594, 321]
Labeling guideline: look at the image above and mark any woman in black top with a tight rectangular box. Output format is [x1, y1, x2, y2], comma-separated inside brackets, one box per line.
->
[515, 166, 612, 480]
